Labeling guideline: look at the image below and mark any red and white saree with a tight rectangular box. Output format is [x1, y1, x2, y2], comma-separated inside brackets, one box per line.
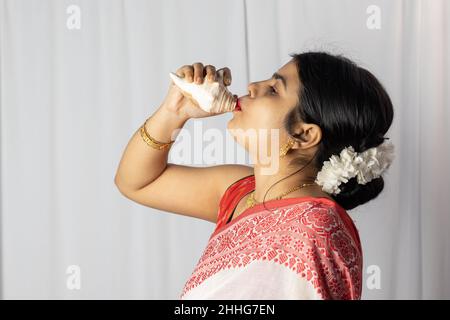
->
[180, 175, 363, 300]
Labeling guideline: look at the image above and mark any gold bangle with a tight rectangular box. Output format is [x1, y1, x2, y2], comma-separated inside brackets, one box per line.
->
[140, 117, 175, 150]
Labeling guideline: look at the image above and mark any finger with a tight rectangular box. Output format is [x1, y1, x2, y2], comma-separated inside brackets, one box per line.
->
[218, 67, 232, 86]
[192, 62, 204, 84]
[204, 65, 216, 83]
[176, 65, 194, 82]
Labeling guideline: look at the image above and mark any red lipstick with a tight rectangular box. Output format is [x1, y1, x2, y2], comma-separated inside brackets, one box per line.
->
[234, 97, 242, 111]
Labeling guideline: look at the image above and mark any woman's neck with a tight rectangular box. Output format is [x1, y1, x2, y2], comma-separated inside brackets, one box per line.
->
[252, 162, 325, 202]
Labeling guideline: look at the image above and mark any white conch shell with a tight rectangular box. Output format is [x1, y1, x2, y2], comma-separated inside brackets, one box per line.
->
[169, 69, 236, 113]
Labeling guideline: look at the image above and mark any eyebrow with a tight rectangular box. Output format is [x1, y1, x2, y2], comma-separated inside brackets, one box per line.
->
[272, 72, 287, 90]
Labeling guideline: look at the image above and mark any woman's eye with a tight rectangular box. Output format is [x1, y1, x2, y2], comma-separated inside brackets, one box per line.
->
[270, 86, 277, 95]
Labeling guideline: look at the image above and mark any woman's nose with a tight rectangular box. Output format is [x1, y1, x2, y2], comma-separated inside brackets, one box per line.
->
[247, 82, 257, 97]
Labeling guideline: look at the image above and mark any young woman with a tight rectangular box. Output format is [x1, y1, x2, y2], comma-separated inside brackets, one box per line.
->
[114, 51, 395, 300]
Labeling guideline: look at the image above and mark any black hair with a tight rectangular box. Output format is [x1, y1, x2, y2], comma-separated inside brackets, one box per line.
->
[262, 51, 394, 211]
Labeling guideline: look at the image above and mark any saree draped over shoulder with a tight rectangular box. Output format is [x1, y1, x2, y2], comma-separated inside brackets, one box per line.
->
[180, 175, 363, 300]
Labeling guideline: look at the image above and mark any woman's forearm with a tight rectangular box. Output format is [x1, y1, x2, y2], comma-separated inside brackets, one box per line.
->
[114, 105, 189, 192]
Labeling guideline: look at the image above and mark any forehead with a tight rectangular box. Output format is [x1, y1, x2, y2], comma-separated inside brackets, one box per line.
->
[277, 60, 300, 94]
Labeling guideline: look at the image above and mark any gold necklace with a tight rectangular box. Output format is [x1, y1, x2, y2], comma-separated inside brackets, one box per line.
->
[245, 183, 316, 210]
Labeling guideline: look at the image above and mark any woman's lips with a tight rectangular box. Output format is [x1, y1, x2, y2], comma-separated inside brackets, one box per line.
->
[234, 97, 242, 111]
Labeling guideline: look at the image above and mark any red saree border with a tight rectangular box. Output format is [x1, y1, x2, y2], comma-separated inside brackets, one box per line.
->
[185, 196, 363, 299]
[212, 175, 362, 255]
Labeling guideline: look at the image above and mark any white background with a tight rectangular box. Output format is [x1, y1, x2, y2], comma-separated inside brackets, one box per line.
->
[1, 0, 449, 299]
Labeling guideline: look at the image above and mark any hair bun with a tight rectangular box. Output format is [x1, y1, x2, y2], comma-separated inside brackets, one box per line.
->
[331, 176, 384, 210]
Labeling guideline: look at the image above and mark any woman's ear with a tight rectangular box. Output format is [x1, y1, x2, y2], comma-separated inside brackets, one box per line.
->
[290, 123, 322, 150]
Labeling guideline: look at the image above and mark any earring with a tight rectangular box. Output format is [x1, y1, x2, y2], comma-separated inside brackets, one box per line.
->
[279, 138, 295, 158]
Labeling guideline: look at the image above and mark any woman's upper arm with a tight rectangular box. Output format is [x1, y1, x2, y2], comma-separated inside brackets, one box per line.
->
[116, 163, 253, 223]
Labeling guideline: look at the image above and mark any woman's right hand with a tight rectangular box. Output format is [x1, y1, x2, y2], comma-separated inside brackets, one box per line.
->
[161, 62, 232, 120]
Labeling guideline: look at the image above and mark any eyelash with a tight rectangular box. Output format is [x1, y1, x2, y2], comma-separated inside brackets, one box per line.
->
[270, 86, 278, 95]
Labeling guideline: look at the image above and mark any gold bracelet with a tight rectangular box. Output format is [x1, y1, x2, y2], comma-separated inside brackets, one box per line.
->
[140, 117, 175, 150]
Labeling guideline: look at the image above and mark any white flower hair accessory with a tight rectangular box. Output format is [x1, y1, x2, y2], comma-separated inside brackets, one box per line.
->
[315, 140, 395, 195]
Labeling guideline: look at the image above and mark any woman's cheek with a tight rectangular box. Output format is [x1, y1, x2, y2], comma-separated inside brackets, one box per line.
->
[258, 110, 281, 130]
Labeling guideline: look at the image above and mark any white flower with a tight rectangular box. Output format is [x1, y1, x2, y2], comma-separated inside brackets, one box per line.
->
[315, 140, 395, 195]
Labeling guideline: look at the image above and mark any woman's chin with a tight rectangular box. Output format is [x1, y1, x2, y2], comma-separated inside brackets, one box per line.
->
[226, 117, 237, 130]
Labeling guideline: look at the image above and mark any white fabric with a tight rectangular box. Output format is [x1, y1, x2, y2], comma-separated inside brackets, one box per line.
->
[1, 0, 449, 299]
[181, 260, 320, 300]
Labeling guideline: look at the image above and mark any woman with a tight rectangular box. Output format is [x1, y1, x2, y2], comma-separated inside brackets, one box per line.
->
[114, 51, 395, 300]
